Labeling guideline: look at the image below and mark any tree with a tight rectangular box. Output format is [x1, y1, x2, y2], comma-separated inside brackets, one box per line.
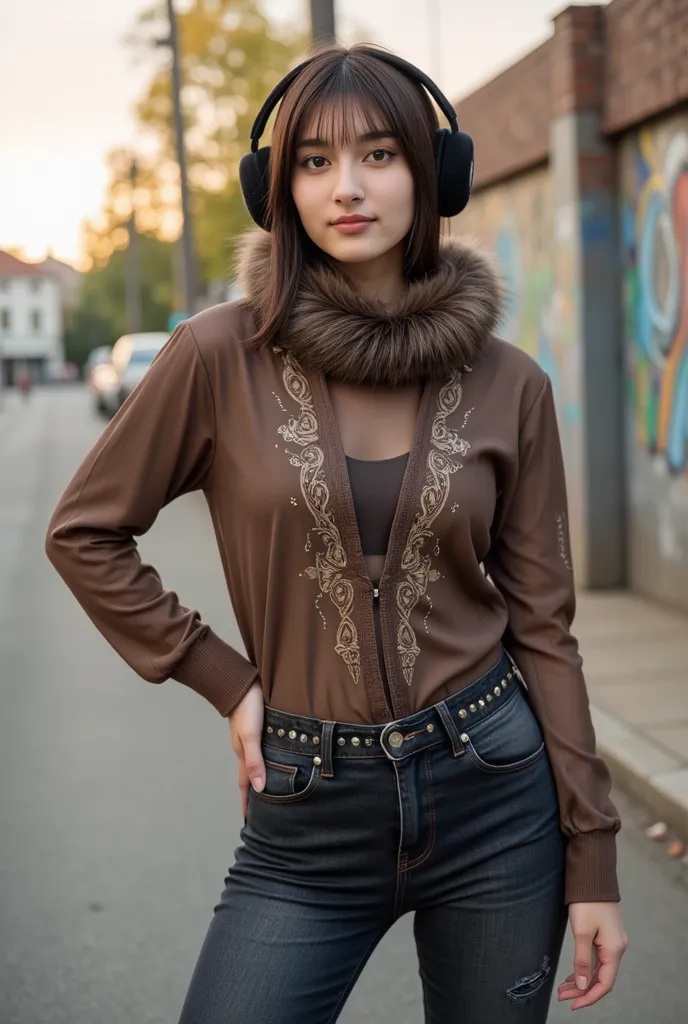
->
[83, 1, 306, 286]
[64, 234, 175, 369]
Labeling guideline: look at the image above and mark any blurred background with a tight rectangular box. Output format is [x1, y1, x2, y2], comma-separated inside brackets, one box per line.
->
[1, 1, 688, 1022]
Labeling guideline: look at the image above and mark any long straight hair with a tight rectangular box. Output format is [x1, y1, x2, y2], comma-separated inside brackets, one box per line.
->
[247, 44, 442, 350]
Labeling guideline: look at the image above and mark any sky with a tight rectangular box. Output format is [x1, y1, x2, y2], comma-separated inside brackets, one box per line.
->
[0, 0, 605, 268]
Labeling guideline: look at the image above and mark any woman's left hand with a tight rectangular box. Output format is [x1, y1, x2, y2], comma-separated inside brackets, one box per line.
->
[557, 902, 628, 1010]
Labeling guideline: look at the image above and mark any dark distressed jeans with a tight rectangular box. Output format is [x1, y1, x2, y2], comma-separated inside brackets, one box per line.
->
[178, 653, 568, 1023]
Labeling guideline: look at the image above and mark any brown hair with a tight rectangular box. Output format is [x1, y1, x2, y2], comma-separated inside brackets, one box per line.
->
[247, 44, 441, 349]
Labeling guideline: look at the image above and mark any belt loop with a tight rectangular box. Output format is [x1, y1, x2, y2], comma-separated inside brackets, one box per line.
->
[320, 721, 335, 778]
[436, 701, 466, 758]
[505, 648, 526, 686]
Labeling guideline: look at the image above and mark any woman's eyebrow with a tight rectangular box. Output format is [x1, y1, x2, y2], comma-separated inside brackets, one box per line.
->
[296, 130, 396, 149]
[296, 136, 328, 149]
[358, 130, 396, 142]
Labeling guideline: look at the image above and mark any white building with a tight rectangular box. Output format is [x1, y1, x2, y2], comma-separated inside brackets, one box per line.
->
[38, 254, 82, 316]
[0, 250, 64, 385]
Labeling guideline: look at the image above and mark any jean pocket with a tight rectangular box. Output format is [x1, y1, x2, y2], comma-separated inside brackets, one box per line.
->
[462, 690, 545, 775]
[253, 747, 322, 804]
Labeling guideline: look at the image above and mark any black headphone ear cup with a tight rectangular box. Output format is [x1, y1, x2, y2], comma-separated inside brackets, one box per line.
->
[239, 146, 271, 229]
[434, 128, 474, 218]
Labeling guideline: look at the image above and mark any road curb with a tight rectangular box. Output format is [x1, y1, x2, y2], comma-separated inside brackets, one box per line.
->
[592, 704, 688, 838]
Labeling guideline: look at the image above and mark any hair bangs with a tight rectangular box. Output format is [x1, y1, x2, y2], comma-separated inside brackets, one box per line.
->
[299, 91, 391, 152]
[288, 57, 426, 159]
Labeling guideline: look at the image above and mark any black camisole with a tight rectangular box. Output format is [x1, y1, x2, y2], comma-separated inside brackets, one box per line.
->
[345, 452, 410, 564]
[345, 452, 410, 710]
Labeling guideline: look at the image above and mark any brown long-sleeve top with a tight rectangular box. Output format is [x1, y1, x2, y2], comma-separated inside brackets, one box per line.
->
[46, 231, 620, 904]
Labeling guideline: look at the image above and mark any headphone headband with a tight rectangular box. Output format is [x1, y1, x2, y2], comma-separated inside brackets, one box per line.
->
[239, 48, 474, 227]
[249, 50, 459, 154]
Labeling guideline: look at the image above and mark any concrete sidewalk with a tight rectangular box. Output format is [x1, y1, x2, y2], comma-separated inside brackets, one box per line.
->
[577, 591, 688, 838]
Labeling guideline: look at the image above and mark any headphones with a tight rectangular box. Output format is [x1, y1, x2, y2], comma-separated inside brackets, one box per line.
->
[239, 50, 475, 230]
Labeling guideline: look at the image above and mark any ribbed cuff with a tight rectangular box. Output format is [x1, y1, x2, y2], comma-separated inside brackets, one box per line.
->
[565, 830, 620, 904]
[171, 628, 260, 717]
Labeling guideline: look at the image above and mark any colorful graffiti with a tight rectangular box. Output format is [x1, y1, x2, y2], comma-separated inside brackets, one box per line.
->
[622, 128, 688, 475]
[493, 221, 580, 430]
[455, 170, 580, 427]
[454, 169, 584, 559]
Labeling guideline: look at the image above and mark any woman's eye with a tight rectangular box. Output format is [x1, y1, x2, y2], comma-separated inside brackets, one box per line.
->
[303, 155, 329, 169]
[367, 148, 395, 163]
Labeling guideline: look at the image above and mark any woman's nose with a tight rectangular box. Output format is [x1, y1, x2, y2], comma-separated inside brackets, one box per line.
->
[331, 161, 364, 204]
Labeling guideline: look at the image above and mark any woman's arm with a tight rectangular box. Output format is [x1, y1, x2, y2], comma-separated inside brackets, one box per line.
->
[45, 321, 259, 717]
[484, 374, 621, 905]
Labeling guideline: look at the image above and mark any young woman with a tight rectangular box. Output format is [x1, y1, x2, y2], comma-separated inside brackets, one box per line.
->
[46, 44, 627, 1023]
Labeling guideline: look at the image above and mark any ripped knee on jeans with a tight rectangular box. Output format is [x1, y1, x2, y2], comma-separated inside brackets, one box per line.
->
[506, 955, 551, 1004]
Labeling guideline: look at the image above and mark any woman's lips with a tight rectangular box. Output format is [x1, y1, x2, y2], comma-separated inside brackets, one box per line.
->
[331, 219, 375, 234]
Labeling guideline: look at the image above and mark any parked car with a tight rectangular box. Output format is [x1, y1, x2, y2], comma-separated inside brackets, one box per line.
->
[89, 359, 119, 415]
[84, 346, 113, 383]
[103, 332, 170, 416]
[84, 346, 115, 414]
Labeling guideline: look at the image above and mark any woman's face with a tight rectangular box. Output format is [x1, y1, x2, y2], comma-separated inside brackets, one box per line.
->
[291, 105, 415, 268]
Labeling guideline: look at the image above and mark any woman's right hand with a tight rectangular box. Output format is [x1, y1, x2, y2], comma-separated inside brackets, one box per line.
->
[228, 681, 266, 817]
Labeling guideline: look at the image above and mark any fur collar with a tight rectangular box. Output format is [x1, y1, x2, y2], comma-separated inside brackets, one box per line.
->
[236, 228, 502, 387]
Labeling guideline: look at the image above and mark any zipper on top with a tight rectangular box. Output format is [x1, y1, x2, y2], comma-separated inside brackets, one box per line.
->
[370, 583, 393, 715]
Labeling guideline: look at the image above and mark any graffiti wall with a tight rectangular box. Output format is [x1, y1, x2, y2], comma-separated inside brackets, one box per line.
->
[453, 167, 585, 568]
[620, 114, 688, 609]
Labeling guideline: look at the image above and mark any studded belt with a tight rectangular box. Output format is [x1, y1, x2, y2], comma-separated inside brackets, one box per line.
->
[262, 650, 523, 775]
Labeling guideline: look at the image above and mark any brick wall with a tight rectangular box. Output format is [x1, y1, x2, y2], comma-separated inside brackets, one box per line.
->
[454, 42, 552, 190]
[604, 0, 688, 134]
[550, 6, 605, 118]
[454, 0, 688, 191]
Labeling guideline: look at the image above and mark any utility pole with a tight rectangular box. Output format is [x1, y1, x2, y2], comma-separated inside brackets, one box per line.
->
[125, 157, 142, 334]
[309, 0, 336, 47]
[157, 0, 197, 316]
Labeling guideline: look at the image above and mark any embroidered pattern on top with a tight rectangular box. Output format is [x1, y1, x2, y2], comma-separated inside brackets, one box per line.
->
[556, 512, 573, 571]
[277, 353, 361, 684]
[396, 371, 470, 685]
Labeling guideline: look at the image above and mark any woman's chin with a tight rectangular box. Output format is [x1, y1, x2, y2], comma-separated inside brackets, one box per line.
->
[318, 231, 396, 265]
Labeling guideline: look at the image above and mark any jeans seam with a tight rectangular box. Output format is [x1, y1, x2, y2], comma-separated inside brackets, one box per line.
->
[394, 853, 408, 919]
[252, 766, 321, 804]
[405, 752, 436, 871]
[325, 927, 388, 1024]
[466, 740, 546, 775]
[263, 760, 298, 776]
[390, 737, 446, 761]
[263, 743, 315, 759]
[392, 760, 407, 919]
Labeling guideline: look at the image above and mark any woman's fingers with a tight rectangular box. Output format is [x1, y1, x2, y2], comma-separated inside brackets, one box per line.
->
[559, 936, 626, 1009]
[557, 969, 599, 1002]
[569, 958, 620, 1010]
[565, 902, 628, 1008]
[228, 681, 266, 816]
[240, 728, 266, 794]
[236, 756, 250, 818]
[572, 929, 595, 994]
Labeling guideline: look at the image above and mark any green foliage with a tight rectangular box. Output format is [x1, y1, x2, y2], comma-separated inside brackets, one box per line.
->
[84, 1, 306, 284]
[73, 0, 306, 355]
[65, 235, 175, 369]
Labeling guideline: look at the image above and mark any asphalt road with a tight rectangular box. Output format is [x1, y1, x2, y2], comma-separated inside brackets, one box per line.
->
[1, 387, 686, 1024]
